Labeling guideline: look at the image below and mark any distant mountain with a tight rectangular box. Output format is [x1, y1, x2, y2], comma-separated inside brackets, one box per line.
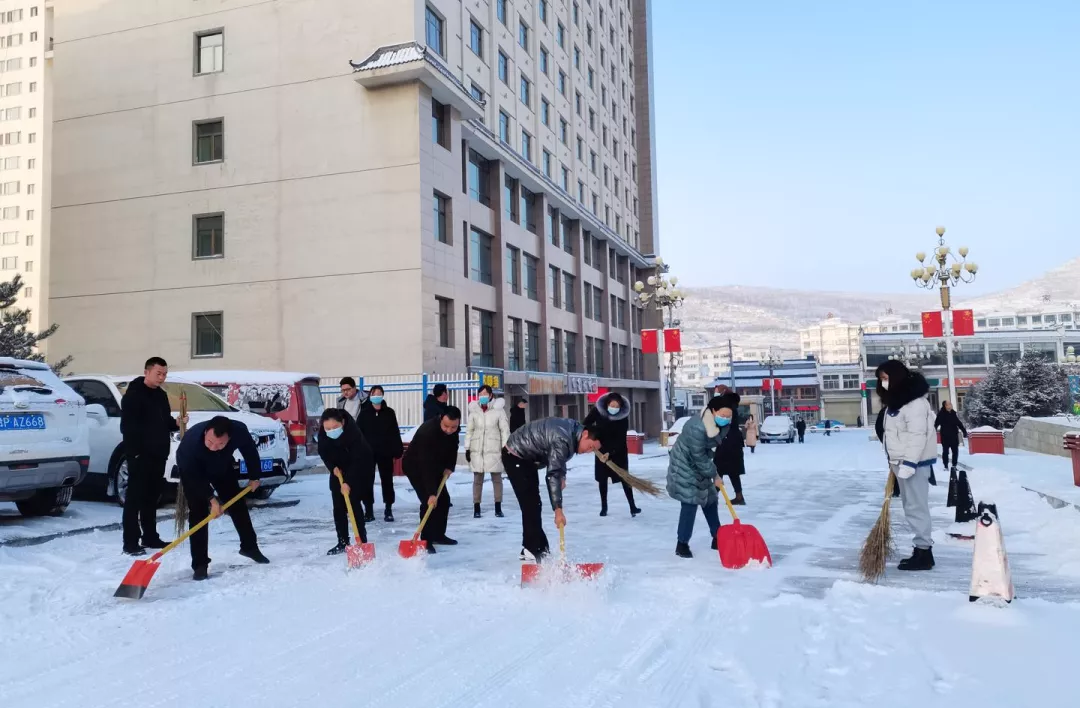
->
[678, 258, 1080, 351]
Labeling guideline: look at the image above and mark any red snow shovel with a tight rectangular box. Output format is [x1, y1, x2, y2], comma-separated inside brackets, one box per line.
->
[398, 476, 448, 558]
[335, 470, 375, 568]
[114, 486, 254, 599]
[715, 481, 772, 570]
[521, 525, 604, 586]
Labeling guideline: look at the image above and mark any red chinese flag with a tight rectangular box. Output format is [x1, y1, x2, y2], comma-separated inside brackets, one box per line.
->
[773, 378, 782, 392]
[762, 378, 772, 391]
[921, 311, 944, 338]
[953, 309, 975, 337]
[641, 329, 658, 354]
[663, 328, 682, 353]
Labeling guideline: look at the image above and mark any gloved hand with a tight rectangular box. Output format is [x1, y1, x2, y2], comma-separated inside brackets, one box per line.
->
[465, 450, 471, 463]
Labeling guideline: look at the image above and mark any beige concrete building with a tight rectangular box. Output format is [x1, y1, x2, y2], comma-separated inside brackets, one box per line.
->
[0, 0, 52, 333]
[48, 0, 662, 432]
[797, 314, 861, 364]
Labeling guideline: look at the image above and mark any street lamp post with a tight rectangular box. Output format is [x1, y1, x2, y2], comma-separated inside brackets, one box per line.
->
[759, 348, 784, 417]
[634, 257, 685, 429]
[910, 226, 978, 408]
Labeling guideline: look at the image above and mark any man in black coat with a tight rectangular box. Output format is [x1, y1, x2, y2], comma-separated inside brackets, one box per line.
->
[402, 406, 461, 552]
[176, 416, 268, 580]
[935, 400, 968, 471]
[317, 408, 373, 555]
[119, 357, 185, 555]
[509, 399, 528, 433]
[423, 383, 449, 422]
[795, 418, 807, 443]
[583, 391, 640, 517]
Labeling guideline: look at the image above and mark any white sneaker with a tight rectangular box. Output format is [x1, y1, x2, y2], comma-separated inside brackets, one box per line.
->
[519, 547, 536, 562]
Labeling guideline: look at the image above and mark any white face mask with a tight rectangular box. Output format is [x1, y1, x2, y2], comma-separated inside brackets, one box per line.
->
[881, 380, 890, 390]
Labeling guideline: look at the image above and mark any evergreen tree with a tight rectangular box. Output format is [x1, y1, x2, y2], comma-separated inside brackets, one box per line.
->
[1016, 352, 1070, 418]
[963, 358, 1022, 429]
[0, 274, 71, 372]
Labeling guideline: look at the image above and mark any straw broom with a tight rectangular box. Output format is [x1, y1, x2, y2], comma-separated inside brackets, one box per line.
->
[173, 392, 189, 538]
[594, 452, 664, 497]
[859, 469, 897, 582]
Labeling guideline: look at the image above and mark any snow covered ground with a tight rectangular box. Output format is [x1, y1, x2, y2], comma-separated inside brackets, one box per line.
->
[2, 432, 1079, 708]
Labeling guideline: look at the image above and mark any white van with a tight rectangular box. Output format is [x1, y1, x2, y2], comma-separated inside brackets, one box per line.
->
[0, 358, 98, 516]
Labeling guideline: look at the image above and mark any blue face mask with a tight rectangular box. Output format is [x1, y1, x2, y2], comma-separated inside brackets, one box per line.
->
[324, 426, 343, 440]
[370, 396, 384, 405]
[478, 396, 490, 405]
[715, 416, 732, 427]
[607, 406, 621, 416]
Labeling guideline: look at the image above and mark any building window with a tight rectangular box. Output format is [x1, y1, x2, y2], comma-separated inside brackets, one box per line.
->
[578, 180, 585, 203]
[503, 175, 518, 223]
[575, 91, 583, 116]
[0, 181, 17, 195]
[593, 337, 605, 376]
[563, 273, 575, 313]
[23, 286, 30, 297]
[559, 117, 568, 144]
[498, 50, 509, 83]
[561, 165, 569, 191]
[519, 74, 531, 106]
[497, 0, 507, 24]
[556, 22, 565, 48]
[520, 130, 532, 161]
[499, 110, 511, 143]
[519, 20, 529, 51]
[525, 321, 541, 370]
[565, 332, 578, 373]
[508, 317, 523, 370]
[437, 297, 453, 347]
[1, 231, 15, 245]
[558, 70, 567, 95]
[470, 308, 496, 367]
[539, 0, 548, 24]
[469, 228, 494, 285]
[425, 6, 445, 57]
[0, 157, 16, 170]
[540, 46, 549, 75]
[0, 256, 16, 270]
[193, 119, 224, 163]
[433, 191, 450, 243]
[469, 20, 484, 58]
[822, 374, 839, 390]
[524, 253, 539, 300]
[195, 30, 224, 74]
[467, 150, 491, 205]
[550, 328, 564, 373]
[540, 98, 550, 126]
[26, 184, 33, 195]
[546, 206, 557, 245]
[587, 23, 594, 46]
[543, 149, 552, 178]
[587, 66, 594, 88]
[193, 213, 224, 259]
[574, 45, 581, 69]
[589, 109, 596, 131]
[24, 260, 31, 272]
[431, 100, 448, 148]
[470, 83, 484, 103]
[506, 245, 521, 293]
[549, 266, 561, 308]
[521, 187, 536, 233]
[592, 287, 603, 323]
[1, 206, 17, 219]
[192, 313, 224, 358]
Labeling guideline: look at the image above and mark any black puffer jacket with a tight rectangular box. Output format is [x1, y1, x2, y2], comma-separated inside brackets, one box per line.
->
[402, 417, 459, 496]
[423, 395, 445, 422]
[509, 404, 527, 433]
[583, 391, 630, 482]
[357, 400, 404, 459]
[120, 377, 179, 460]
[316, 411, 374, 488]
[506, 418, 583, 510]
[714, 414, 746, 477]
[935, 407, 968, 446]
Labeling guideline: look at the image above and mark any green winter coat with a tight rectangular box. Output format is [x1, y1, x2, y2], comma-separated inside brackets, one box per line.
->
[666, 411, 725, 506]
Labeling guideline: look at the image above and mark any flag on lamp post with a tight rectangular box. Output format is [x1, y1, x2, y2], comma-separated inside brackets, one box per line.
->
[762, 378, 772, 391]
[641, 329, 658, 354]
[773, 378, 782, 392]
[921, 311, 944, 338]
[953, 309, 975, 337]
[663, 328, 682, 353]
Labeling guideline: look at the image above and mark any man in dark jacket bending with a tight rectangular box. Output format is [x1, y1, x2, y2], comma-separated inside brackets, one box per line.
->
[502, 418, 602, 562]
[402, 406, 461, 552]
[176, 416, 268, 580]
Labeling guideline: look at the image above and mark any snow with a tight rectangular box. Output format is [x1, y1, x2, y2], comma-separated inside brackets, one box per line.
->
[3, 435, 1080, 707]
[1029, 415, 1080, 429]
[970, 425, 1004, 433]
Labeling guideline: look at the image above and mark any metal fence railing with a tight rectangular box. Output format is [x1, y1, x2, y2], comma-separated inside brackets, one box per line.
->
[320, 372, 481, 430]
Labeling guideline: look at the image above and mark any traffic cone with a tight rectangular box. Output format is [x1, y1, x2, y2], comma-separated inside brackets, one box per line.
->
[955, 470, 978, 523]
[969, 502, 1014, 603]
[947, 467, 958, 507]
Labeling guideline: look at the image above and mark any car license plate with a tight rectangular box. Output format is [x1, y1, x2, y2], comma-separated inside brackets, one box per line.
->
[0, 413, 46, 431]
[239, 459, 275, 474]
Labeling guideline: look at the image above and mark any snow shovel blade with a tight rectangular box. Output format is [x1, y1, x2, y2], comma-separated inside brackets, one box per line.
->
[398, 539, 427, 559]
[346, 542, 376, 568]
[520, 563, 542, 586]
[113, 559, 161, 600]
[716, 520, 772, 570]
[573, 562, 605, 579]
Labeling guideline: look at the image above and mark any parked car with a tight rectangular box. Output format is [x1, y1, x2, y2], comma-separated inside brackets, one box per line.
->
[663, 416, 692, 445]
[759, 415, 796, 443]
[170, 370, 324, 471]
[1, 358, 96, 516]
[811, 419, 847, 432]
[64, 375, 292, 503]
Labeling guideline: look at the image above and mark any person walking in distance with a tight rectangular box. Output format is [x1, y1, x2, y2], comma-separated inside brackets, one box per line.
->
[584, 391, 641, 517]
[509, 398, 528, 433]
[714, 397, 747, 505]
[876, 360, 938, 571]
[337, 377, 366, 421]
[402, 407, 461, 552]
[667, 394, 738, 558]
[502, 418, 603, 563]
[356, 385, 404, 523]
[465, 385, 510, 519]
[824, 419, 832, 437]
[318, 408, 372, 555]
[176, 416, 269, 581]
[743, 414, 759, 454]
[795, 417, 807, 443]
[424, 383, 449, 422]
[935, 400, 968, 473]
[119, 357, 186, 556]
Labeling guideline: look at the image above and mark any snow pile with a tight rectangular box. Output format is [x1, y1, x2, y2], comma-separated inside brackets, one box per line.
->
[970, 425, 1003, 433]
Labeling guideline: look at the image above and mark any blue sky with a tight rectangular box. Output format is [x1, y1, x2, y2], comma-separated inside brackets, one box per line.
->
[650, 0, 1079, 294]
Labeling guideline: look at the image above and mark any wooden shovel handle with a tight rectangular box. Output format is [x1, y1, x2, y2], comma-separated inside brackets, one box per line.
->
[335, 470, 363, 544]
[412, 475, 448, 541]
[716, 478, 739, 522]
[149, 486, 253, 562]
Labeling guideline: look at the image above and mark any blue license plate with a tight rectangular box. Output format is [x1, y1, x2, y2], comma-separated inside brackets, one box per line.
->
[0, 413, 46, 431]
[239, 459, 275, 474]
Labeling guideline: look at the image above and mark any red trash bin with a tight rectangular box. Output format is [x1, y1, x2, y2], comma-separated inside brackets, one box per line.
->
[968, 427, 1005, 455]
[1063, 432, 1080, 487]
[626, 432, 644, 455]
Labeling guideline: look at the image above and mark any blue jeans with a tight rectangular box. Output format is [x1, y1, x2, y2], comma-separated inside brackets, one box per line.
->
[677, 501, 722, 545]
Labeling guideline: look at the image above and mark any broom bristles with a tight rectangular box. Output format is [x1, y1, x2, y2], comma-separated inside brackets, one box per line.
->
[174, 484, 188, 538]
[596, 453, 665, 497]
[859, 471, 897, 583]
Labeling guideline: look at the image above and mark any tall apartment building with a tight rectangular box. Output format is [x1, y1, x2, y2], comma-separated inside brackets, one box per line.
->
[797, 314, 861, 364]
[49, 0, 662, 432]
[0, 0, 51, 334]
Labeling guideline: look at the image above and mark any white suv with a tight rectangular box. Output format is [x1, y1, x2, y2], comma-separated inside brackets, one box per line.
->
[64, 375, 292, 503]
[0, 358, 97, 516]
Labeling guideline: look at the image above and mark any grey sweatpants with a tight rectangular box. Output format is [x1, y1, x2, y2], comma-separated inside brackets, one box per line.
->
[896, 465, 933, 549]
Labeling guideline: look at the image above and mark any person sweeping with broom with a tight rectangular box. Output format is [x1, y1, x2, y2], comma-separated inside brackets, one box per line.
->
[318, 408, 373, 556]
[583, 391, 641, 518]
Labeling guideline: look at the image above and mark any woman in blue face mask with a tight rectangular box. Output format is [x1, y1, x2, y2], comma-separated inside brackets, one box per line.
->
[666, 390, 741, 558]
[583, 390, 640, 517]
[464, 385, 510, 518]
[317, 408, 373, 556]
[356, 385, 405, 523]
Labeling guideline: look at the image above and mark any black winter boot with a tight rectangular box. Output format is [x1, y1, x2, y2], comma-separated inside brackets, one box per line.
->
[123, 544, 146, 557]
[474, 503, 482, 519]
[327, 540, 348, 556]
[732, 494, 746, 506]
[364, 506, 376, 523]
[675, 542, 693, 558]
[898, 547, 935, 571]
[384, 505, 394, 522]
[240, 547, 270, 564]
[192, 565, 209, 581]
[599, 502, 608, 517]
[495, 502, 504, 517]
[142, 537, 169, 549]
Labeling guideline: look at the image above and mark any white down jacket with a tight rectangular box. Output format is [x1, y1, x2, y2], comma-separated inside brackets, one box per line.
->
[883, 394, 938, 478]
[465, 398, 510, 475]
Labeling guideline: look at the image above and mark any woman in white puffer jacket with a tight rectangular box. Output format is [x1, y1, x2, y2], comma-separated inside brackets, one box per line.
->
[875, 359, 939, 572]
[465, 385, 510, 519]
